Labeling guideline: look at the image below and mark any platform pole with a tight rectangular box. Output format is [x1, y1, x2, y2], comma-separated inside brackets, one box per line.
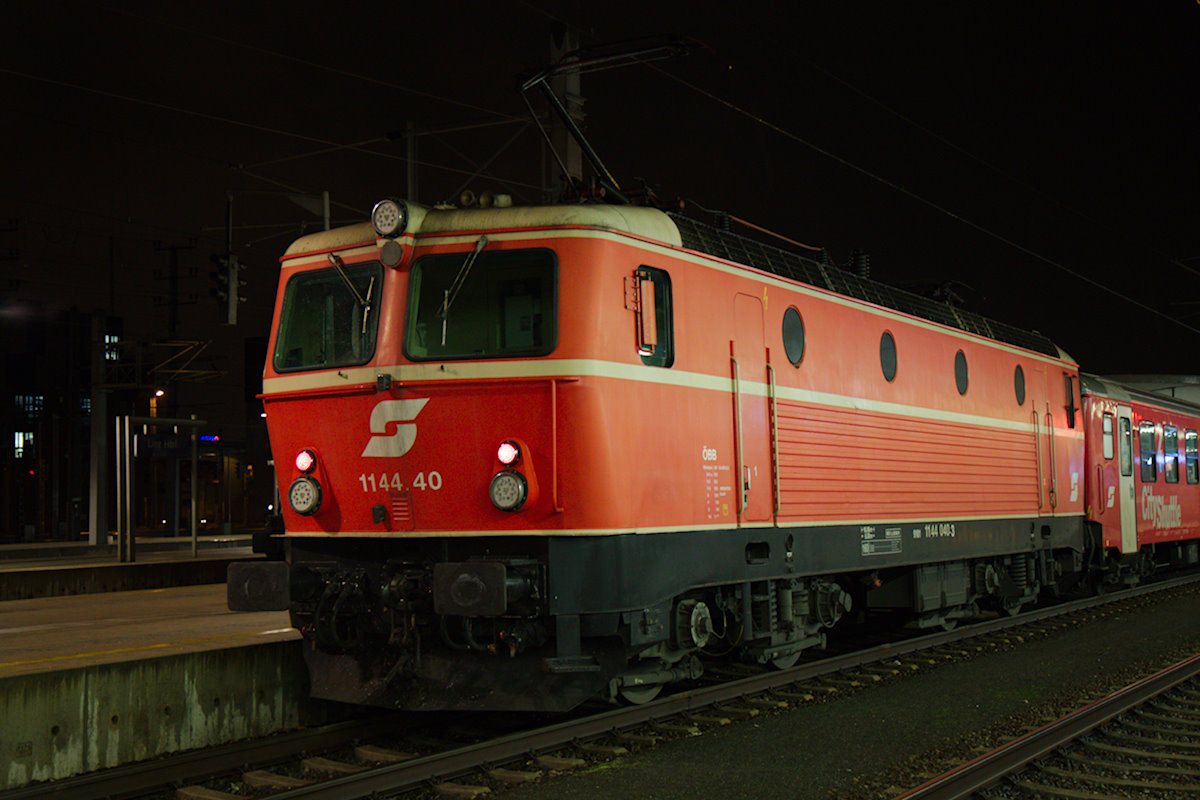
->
[124, 417, 135, 563]
[191, 415, 198, 558]
[113, 415, 123, 558]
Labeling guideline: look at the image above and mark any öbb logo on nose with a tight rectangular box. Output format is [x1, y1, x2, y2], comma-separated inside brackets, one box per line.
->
[362, 398, 429, 458]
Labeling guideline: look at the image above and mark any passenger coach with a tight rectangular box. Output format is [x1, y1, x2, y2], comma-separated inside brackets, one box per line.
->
[1081, 376, 1200, 582]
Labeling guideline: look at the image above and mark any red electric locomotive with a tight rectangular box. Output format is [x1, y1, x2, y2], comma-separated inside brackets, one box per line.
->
[259, 197, 1137, 711]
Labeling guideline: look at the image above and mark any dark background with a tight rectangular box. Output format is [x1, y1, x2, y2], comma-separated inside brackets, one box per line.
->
[2, 1, 1197, 536]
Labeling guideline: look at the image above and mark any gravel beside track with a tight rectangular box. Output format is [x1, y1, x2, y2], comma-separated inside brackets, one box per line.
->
[500, 589, 1200, 800]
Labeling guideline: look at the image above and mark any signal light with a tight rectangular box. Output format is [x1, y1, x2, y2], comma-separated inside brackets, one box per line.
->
[497, 441, 520, 466]
[295, 449, 316, 473]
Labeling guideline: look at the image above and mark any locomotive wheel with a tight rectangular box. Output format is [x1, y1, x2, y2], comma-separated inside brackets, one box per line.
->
[618, 684, 662, 704]
[1002, 599, 1024, 617]
[770, 652, 801, 669]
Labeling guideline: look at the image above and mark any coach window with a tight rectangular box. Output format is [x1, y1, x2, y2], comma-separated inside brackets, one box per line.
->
[1102, 413, 1114, 460]
[1165, 426, 1180, 484]
[1139, 421, 1157, 482]
[954, 350, 968, 395]
[1186, 430, 1199, 484]
[1119, 418, 1133, 477]
[1014, 365, 1026, 406]
[636, 266, 673, 368]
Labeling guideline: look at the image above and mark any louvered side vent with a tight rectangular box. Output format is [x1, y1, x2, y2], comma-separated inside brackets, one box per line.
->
[390, 492, 414, 531]
[668, 213, 1061, 358]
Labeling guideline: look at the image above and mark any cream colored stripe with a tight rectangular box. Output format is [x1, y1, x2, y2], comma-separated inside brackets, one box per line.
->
[281, 242, 382, 268]
[265, 357, 1084, 437]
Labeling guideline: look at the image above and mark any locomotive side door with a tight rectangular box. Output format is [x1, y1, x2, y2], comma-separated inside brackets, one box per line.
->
[1033, 367, 1055, 511]
[1115, 405, 1137, 553]
[732, 293, 773, 523]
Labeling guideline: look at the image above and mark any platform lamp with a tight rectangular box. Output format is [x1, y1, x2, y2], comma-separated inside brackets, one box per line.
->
[150, 388, 165, 418]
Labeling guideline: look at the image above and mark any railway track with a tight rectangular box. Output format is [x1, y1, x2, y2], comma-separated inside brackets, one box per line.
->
[893, 651, 1200, 800]
[7, 574, 1199, 800]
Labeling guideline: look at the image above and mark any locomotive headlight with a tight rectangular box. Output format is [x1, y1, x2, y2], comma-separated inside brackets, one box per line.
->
[489, 470, 528, 512]
[288, 476, 323, 516]
[371, 198, 407, 238]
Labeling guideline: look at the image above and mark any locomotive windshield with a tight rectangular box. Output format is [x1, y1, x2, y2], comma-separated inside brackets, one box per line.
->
[273, 260, 382, 372]
[404, 248, 556, 360]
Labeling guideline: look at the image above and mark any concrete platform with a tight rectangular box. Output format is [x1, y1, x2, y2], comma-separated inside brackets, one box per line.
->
[0, 585, 325, 791]
[0, 534, 253, 562]
[0, 536, 261, 600]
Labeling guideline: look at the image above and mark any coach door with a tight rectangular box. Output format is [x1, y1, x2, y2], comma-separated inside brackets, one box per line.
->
[732, 293, 773, 523]
[1116, 406, 1137, 553]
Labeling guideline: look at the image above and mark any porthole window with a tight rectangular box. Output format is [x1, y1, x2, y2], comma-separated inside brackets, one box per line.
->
[1014, 365, 1026, 406]
[954, 350, 969, 395]
[782, 306, 805, 367]
[880, 331, 897, 382]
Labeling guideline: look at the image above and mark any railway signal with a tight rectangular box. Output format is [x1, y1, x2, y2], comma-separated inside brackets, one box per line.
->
[209, 254, 246, 324]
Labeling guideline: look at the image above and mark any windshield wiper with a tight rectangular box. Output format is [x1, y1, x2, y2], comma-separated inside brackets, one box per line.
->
[438, 235, 488, 346]
[327, 252, 374, 334]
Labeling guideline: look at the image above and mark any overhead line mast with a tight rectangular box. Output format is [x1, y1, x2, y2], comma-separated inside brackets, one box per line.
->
[522, 34, 695, 204]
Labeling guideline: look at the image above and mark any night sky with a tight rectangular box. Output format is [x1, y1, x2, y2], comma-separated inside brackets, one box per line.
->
[3, 2, 1198, 429]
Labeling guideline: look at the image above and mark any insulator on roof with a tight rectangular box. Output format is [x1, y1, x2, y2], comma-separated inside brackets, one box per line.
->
[851, 250, 870, 279]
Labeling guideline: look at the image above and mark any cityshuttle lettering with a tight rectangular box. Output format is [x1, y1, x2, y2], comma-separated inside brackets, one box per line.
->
[1141, 486, 1182, 530]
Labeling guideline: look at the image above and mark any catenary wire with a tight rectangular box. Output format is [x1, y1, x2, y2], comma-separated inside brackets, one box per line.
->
[647, 62, 1200, 339]
[103, 6, 523, 122]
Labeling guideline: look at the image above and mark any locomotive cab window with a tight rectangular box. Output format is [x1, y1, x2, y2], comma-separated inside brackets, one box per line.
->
[1164, 426, 1180, 484]
[404, 248, 556, 360]
[635, 266, 673, 368]
[1139, 421, 1157, 482]
[274, 260, 383, 372]
[1102, 413, 1114, 460]
[1186, 430, 1199, 484]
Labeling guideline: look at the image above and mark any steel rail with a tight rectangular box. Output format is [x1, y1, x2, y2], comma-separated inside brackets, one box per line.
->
[265, 574, 1200, 800]
[891, 651, 1200, 800]
[14, 573, 1199, 800]
[0, 717, 399, 800]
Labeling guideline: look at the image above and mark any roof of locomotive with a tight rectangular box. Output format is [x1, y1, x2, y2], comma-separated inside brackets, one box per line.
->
[280, 200, 1068, 361]
[281, 203, 680, 257]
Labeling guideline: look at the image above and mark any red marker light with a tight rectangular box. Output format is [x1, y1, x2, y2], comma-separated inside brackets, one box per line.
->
[497, 441, 520, 465]
[295, 449, 316, 473]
